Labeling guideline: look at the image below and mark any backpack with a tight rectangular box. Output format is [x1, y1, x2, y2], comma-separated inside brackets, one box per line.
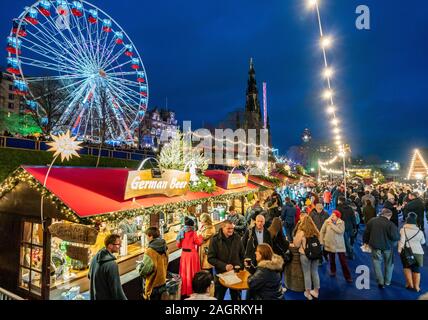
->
[304, 236, 323, 260]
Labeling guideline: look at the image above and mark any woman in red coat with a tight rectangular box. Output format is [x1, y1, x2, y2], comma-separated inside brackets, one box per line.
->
[176, 216, 203, 297]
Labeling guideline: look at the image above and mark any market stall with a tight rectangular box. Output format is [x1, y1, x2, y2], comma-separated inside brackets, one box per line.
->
[0, 166, 258, 300]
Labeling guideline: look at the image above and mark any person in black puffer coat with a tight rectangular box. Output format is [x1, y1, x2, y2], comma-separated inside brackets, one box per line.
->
[337, 196, 357, 259]
[404, 193, 426, 237]
[245, 243, 284, 300]
[383, 197, 399, 227]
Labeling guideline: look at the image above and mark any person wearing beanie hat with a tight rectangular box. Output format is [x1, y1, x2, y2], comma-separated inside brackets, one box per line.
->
[363, 207, 400, 288]
[319, 210, 353, 282]
[177, 215, 203, 297]
[398, 212, 426, 292]
[332, 210, 341, 219]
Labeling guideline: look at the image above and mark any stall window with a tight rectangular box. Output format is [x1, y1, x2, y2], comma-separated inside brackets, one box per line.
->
[19, 221, 44, 296]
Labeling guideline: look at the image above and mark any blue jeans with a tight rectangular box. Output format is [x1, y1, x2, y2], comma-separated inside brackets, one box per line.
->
[344, 231, 354, 257]
[371, 249, 394, 285]
[300, 254, 320, 290]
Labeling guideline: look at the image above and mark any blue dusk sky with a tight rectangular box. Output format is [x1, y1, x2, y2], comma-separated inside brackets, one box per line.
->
[1, 0, 427, 163]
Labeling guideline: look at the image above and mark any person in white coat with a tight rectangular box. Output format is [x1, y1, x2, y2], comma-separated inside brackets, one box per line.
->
[398, 212, 426, 292]
[319, 210, 353, 282]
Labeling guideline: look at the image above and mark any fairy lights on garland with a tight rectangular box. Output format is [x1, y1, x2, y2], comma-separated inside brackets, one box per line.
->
[0, 167, 255, 226]
[0, 167, 81, 224]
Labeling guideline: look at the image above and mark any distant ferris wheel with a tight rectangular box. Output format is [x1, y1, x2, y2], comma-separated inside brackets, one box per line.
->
[6, 0, 149, 144]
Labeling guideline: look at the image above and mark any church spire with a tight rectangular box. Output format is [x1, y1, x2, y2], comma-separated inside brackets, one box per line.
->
[245, 58, 261, 117]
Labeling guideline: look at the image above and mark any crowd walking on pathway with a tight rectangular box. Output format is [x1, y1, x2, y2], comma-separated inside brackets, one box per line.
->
[88, 180, 428, 300]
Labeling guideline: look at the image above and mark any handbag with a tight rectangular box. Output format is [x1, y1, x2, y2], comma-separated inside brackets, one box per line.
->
[283, 249, 292, 265]
[400, 228, 419, 268]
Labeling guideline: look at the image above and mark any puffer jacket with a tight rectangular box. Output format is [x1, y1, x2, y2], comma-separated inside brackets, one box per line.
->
[319, 217, 346, 253]
[247, 254, 284, 300]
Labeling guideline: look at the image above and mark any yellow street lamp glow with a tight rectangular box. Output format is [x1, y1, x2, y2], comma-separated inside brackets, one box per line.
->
[335, 135, 341, 140]
[333, 128, 340, 134]
[326, 105, 335, 114]
[331, 118, 339, 126]
[323, 89, 333, 100]
[320, 36, 332, 49]
[323, 67, 333, 79]
[335, 141, 341, 146]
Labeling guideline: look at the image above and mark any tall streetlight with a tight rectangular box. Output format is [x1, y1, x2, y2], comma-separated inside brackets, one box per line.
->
[339, 145, 347, 199]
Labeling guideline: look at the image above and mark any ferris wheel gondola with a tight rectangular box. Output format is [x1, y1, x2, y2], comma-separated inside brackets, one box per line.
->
[6, 0, 149, 144]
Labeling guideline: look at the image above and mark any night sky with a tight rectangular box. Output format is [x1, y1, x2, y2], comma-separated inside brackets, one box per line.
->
[1, 0, 428, 163]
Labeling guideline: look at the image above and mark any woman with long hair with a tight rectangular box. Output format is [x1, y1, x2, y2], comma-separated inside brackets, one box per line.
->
[246, 243, 284, 300]
[268, 217, 290, 293]
[197, 213, 216, 273]
[291, 214, 321, 300]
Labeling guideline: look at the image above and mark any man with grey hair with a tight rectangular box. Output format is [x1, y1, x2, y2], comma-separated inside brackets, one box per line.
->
[242, 214, 272, 266]
[363, 208, 400, 288]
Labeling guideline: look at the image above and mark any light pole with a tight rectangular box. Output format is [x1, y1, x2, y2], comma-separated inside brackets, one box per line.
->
[341, 144, 347, 199]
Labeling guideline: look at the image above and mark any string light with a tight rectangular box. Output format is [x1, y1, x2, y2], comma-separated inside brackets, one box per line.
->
[309, 0, 350, 161]
[191, 131, 273, 152]
[323, 89, 333, 100]
[407, 149, 428, 180]
[326, 105, 335, 114]
[320, 36, 333, 49]
[323, 67, 333, 79]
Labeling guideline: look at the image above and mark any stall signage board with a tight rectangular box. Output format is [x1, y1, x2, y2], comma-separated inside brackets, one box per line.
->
[48, 223, 98, 245]
[124, 169, 190, 200]
[227, 173, 248, 189]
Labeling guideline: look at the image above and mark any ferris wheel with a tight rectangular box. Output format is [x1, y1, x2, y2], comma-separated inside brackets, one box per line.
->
[6, 0, 149, 144]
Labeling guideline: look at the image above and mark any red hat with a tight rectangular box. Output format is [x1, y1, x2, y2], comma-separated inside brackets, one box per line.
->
[332, 210, 341, 219]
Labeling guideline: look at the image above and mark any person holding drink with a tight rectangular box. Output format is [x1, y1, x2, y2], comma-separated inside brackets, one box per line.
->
[207, 220, 245, 300]
[245, 243, 284, 300]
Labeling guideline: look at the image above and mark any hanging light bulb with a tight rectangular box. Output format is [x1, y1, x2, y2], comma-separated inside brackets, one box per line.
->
[326, 105, 335, 114]
[307, 0, 318, 9]
[320, 36, 332, 49]
[323, 67, 333, 79]
[323, 89, 333, 100]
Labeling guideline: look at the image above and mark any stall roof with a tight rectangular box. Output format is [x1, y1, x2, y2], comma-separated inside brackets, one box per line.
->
[21, 166, 258, 218]
[248, 175, 276, 189]
[271, 172, 299, 183]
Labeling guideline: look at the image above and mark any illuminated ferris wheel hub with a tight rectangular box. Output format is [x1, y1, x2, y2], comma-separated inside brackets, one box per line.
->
[6, 0, 149, 144]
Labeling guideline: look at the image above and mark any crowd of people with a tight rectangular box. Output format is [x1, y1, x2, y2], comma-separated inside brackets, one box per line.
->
[87, 180, 427, 300]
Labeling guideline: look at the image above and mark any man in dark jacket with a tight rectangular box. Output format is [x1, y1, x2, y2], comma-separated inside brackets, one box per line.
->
[281, 197, 296, 241]
[242, 215, 273, 266]
[337, 196, 357, 259]
[309, 203, 329, 232]
[383, 197, 399, 227]
[227, 206, 246, 237]
[363, 208, 400, 288]
[404, 192, 426, 238]
[89, 234, 127, 300]
[208, 220, 245, 300]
